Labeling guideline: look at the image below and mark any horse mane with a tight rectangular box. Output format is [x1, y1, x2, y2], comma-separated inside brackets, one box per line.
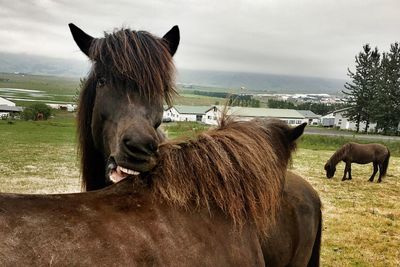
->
[147, 117, 298, 235]
[327, 143, 351, 166]
[77, 28, 176, 190]
[89, 28, 176, 105]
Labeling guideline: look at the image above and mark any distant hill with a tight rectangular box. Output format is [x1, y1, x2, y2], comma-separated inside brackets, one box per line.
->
[0, 53, 90, 77]
[177, 69, 346, 94]
[0, 52, 346, 94]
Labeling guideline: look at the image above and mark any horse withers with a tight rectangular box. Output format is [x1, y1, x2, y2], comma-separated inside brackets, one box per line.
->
[324, 142, 390, 182]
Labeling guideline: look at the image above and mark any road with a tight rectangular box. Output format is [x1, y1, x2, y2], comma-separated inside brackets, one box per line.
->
[304, 127, 400, 141]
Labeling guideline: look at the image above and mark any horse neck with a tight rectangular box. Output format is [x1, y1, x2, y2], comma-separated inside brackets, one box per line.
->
[329, 144, 349, 166]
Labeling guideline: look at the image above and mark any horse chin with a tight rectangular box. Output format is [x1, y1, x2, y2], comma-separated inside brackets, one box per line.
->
[106, 156, 157, 183]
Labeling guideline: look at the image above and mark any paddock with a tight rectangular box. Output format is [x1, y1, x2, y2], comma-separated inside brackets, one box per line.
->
[0, 119, 399, 266]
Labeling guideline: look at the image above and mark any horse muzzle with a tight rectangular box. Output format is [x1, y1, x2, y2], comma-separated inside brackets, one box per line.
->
[107, 151, 159, 183]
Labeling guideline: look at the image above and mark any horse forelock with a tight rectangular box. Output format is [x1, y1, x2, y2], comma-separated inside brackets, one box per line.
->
[148, 118, 296, 235]
[88, 28, 176, 105]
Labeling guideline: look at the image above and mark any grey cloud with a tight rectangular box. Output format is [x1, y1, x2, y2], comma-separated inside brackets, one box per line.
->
[0, 0, 399, 79]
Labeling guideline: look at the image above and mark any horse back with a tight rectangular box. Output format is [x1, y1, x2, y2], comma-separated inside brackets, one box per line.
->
[348, 143, 389, 163]
[0, 179, 264, 266]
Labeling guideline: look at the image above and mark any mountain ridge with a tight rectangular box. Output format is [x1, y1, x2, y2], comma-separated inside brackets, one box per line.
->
[0, 52, 346, 94]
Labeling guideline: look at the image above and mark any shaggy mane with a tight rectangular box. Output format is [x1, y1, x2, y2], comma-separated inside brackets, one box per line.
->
[147, 117, 298, 235]
[89, 28, 176, 105]
[78, 28, 176, 190]
[327, 143, 351, 166]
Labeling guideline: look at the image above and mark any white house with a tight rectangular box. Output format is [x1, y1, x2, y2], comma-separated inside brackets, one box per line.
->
[204, 106, 307, 126]
[164, 105, 211, 122]
[333, 108, 377, 132]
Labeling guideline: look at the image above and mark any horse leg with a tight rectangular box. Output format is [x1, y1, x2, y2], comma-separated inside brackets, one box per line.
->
[348, 163, 352, 180]
[342, 162, 350, 181]
[369, 162, 378, 182]
[377, 163, 383, 183]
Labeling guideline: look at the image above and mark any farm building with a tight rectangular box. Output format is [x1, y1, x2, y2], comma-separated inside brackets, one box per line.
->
[164, 105, 211, 122]
[297, 110, 321, 125]
[333, 108, 377, 132]
[322, 107, 377, 132]
[0, 97, 16, 107]
[204, 106, 307, 126]
[321, 113, 335, 127]
[0, 97, 23, 118]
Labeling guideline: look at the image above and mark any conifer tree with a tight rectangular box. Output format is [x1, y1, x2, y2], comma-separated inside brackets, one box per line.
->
[343, 44, 379, 132]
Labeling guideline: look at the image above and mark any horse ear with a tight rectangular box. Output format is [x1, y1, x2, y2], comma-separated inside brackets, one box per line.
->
[163, 25, 180, 56]
[69, 23, 94, 57]
[289, 122, 307, 142]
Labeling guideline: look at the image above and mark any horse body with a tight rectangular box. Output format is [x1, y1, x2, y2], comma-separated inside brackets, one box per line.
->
[0, 177, 263, 266]
[262, 171, 321, 267]
[324, 142, 390, 182]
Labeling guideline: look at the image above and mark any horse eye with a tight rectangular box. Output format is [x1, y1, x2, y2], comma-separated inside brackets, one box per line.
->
[97, 77, 106, 87]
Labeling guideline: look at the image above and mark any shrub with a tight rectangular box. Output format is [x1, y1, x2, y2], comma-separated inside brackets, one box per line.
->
[21, 103, 52, 121]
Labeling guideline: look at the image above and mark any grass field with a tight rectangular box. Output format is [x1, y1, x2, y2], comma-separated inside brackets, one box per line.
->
[0, 73, 225, 107]
[0, 115, 399, 266]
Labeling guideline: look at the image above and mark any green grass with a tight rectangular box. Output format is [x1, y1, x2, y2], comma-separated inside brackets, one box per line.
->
[1, 119, 399, 266]
[0, 73, 78, 94]
[292, 149, 400, 267]
[299, 134, 400, 157]
[0, 112, 80, 193]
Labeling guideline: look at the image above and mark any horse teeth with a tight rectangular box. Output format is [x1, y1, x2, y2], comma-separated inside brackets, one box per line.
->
[119, 166, 140, 175]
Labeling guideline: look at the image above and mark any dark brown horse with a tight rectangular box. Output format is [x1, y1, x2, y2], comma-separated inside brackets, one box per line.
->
[69, 23, 178, 191]
[0, 116, 307, 266]
[324, 142, 390, 183]
[70, 24, 322, 266]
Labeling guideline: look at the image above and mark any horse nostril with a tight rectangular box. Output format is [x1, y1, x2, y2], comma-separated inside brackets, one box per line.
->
[147, 141, 158, 153]
[122, 136, 158, 156]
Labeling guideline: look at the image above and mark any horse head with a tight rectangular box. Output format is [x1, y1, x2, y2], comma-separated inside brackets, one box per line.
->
[69, 23, 179, 190]
[324, 162, 336, 178]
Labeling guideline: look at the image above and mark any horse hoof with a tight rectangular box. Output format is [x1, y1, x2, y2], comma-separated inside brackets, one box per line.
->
[368, 179, 373, 182]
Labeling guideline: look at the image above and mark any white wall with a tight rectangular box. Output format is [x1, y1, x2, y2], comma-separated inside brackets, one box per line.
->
[164, 107, 201, 122]
[335, 111, 377, 132]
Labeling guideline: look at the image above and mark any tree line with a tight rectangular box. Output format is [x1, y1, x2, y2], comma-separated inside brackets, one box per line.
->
[267, 99, 346, 116]
[193, 91, 260, 107]
[344, 43, 400, 134]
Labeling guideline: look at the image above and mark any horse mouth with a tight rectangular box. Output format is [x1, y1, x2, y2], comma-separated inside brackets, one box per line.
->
[107, 158, 141, 183]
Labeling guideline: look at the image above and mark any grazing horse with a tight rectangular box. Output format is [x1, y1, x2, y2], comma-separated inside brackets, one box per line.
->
[324, 142, 390, 183]
[70, 24, 322, 266]
[0, 117, 307, 266]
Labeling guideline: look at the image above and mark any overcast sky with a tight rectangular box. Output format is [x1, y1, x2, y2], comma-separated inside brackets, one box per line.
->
[0, 0, 399, 79]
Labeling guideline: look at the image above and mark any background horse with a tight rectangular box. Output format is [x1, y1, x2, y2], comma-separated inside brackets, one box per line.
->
[70, 24, 321, 266]
[0, 116, 307, 266]
[324, 142, 390, 183]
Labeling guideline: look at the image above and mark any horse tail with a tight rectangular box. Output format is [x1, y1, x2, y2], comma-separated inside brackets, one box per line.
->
[307, 209, 322, 267]
[381, 149, 390, 177]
